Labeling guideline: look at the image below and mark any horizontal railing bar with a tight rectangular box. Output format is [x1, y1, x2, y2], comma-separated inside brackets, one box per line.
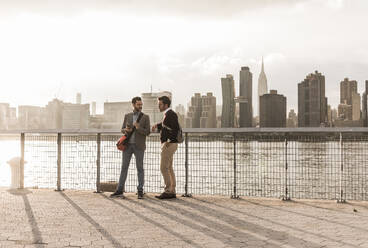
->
[1, 127, 368, 134]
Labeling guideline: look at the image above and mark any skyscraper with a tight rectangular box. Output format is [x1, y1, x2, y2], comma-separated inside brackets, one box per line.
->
[260, 90, 286, 127]
[362, 80, 368, 127]
[186, 93, 202, 128]
[258, 57, 268, 115]
[340, 78, 357, 105]
[287, 109, 298, 128]
[339, 78, 360, 121]
[76, 93, 82, 104]
[92, 102, 97, 116]
[200, 93, 217, 128]
[221, 74, 236, 127]
[298, 71, 328, 127]
[239, 67, 252, 127]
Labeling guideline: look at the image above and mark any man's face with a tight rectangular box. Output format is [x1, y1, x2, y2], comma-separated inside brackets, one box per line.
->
[158, 100, 167, 112]
[133, 100, 143, 112]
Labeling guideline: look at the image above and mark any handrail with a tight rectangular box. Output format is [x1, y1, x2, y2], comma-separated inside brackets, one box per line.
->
[1, 127, 368, 134]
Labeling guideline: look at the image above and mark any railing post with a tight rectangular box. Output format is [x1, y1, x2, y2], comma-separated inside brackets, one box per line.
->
[182, 132, 192, 197]
[338, 132, 346, 203]
[20, 133, 25, 189]
[282, 134, 290, 201]
[95, 133, 101, 193]
[231, 132, 239, 199]
[56, 133, 62, 191]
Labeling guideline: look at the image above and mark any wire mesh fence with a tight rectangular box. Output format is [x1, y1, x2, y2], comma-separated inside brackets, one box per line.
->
[1, 129, 368, 202]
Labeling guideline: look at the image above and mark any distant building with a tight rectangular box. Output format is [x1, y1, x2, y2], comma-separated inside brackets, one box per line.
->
[298, 71, 328, 127]
[352, 92, 361, 121]
[260, 90, 286, 127]
[186, 93, 216, 128]
[200, 93, 216, 128]
[331, 108, 338, 124]
[221, 74, 236, 128]
[175, 104, 186, 116]
[340, 78, 357, 105]
[103, 101, 132, 129]
[45, 99, 63, 129]
[338, 102, 351, 120]
[89, 114, 104, 129]
[186, 93, 202, 128]
[334, 119, 363, 127]
[363, 80, 368, 127]
[287, 109, 298, 128]
[18, 105, 46, 130]
[327, 105, 332, 127]
[0, 103, 10, 130]
[76, 93, 82, 104]
[91, 102, 97, 116]
[339, 78, 360, 121]
[258, 57, 268, 116]
[239, 67, 252, 127]
[62, 103, 90, 129]
[175, 104, 186, 127]
[142, 91, 172, 124]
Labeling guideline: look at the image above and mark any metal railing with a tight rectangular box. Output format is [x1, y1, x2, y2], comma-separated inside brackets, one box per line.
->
[1, 128, 368, 202]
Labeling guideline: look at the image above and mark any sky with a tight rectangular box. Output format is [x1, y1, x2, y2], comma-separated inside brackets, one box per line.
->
[0, 0, 367, 115]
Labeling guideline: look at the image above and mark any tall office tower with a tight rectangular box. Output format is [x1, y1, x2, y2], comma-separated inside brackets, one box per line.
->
[200, 92, 217, 128]
[287, 109, 298, 128]
[339, 78, 360, 121]
[340, 78, 357, 105]
[259, 90, 286, 127]
[352, 92, 361, 121]
[186, 93, 202, 128]
[258, 57, 268, 115]
[92, 102, 97, 116]
[298, 71, 328, 127]
[239, 67, 253, 127]
[221, 74, 236, 127]
[362, 80, 368, 127]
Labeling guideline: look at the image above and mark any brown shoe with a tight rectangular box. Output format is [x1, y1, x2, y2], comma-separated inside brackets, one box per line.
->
[155, 192, 171, 199]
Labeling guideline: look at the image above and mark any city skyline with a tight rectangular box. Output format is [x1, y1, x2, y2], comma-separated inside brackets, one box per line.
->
[0, 0, 367, 114]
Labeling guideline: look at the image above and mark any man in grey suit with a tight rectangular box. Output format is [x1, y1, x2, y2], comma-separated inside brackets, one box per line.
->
[111, 97, 150, 199]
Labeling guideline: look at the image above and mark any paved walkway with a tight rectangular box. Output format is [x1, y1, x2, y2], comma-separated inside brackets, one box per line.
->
[1, 188, 368, 248]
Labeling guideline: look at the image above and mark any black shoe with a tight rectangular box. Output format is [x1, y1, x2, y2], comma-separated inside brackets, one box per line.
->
[110, 191, 124, 198]
[138, 191, 144, 199]
[155, 192, 174, 199]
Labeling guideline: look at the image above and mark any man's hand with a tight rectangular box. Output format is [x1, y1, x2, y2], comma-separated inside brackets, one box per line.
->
[133, 122, 139, 129]
[152, 124, 157, 132]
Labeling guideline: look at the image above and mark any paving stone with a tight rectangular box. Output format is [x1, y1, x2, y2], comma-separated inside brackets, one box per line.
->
[1, 188, 367, 248]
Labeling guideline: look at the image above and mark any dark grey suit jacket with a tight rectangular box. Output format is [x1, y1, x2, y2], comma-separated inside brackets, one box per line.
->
[122, 112, 150, 151]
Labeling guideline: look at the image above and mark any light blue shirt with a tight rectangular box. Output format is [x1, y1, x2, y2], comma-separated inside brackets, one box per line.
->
[129, 111, 140, 144]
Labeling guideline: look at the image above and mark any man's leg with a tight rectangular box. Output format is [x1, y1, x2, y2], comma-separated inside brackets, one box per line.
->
[160, 143, 172, 193]
[115, 145, 133, 194]
[133, 145, 145, 193]
[166, 143, 178, 194]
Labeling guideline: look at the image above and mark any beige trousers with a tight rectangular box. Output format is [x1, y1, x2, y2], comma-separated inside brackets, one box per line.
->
[160, 142, 178, 193]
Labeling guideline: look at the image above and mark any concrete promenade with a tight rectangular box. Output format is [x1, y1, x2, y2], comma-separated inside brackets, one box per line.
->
[1, 188, 368, 248]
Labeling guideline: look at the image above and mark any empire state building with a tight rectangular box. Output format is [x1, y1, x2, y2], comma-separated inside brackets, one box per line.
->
[258, 57, 268, 115]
